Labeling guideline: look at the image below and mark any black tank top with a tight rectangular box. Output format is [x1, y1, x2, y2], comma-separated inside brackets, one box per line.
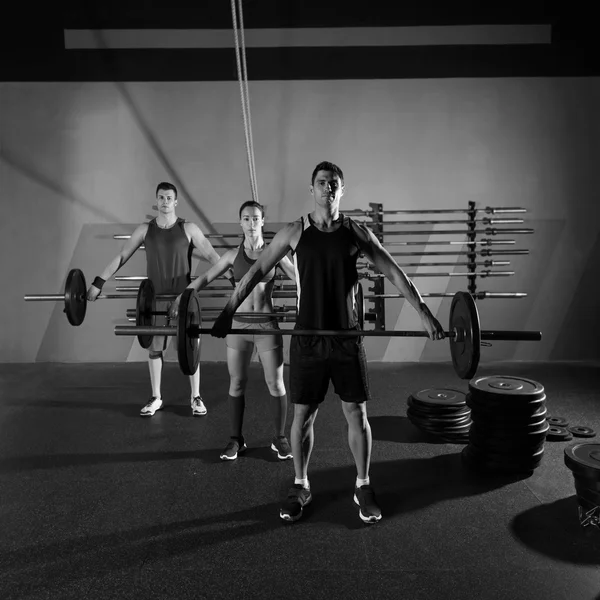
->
[232, 243, 277, 282]
[292, 213, 361, 330]
[145, 218, 192, 294]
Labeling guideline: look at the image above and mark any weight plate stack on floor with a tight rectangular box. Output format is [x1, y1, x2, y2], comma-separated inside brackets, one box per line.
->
[564, 443, 600, 528]
[462, 375, 549, 475]
[407, 388, 471, 444]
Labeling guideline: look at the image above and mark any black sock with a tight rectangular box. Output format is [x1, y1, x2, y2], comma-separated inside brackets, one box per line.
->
[271, 393, 288, 437]
[229, 394, 245, 439]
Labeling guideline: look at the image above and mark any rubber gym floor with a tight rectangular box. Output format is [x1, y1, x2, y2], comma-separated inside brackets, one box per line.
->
[1, 360, 599, 600]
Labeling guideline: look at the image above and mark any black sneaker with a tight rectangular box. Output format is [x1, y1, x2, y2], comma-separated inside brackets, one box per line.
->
[280, 484, 312, 522]
[220, 437, 247, 461]
[271, 435, 293, 460]
[354, 484, 382, 524]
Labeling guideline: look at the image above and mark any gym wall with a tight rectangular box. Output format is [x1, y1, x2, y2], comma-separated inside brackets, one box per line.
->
[1, 77, 599, 364]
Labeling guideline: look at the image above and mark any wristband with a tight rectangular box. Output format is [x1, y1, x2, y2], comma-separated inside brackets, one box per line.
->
[92, 276, 106, 290]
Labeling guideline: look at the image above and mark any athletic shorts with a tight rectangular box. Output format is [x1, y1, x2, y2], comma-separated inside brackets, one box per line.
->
[226, 319, 283, 354]
[289, 333, 371, 404]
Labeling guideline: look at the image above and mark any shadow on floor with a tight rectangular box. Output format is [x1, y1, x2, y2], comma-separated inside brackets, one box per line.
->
[0, 452, 527, 580]
[510, 496, 600, 565]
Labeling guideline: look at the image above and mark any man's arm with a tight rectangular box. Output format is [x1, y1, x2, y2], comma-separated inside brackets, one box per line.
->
[277, 254, 296, 282]
[187, 222, 235, 286]
[211, 221, 300, 336]
[169, 249, 236, 318]
[87, 223, 147, 300]
[350, 220, 445, 339]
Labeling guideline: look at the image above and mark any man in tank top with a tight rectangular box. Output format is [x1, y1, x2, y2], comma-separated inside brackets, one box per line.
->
[87, 182, 232, 418]
[211, 162, 445, 524]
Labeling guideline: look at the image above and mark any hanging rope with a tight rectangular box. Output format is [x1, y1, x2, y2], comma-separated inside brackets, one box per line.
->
[231, 0, 259, 204]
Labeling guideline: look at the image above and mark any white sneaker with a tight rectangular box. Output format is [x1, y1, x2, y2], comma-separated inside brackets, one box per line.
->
[140, 397, 163, 417]
[191, 396, 207, 417]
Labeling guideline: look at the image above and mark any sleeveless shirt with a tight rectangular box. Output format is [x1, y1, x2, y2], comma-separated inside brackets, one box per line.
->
[144, 217, 192, 294]
[292, 213, 362, 330]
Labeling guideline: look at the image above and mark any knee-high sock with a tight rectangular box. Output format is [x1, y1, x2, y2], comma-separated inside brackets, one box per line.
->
[271, 393, 288, 437]
[229, 394, 245, 439]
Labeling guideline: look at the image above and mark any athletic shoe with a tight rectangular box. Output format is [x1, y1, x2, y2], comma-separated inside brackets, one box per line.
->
[140, 397, 163, 417]
[220, 437, 247, 461]
[280, 484, 312, 522]
[271, 435, 293, 460]
[191, 396, 207, 416]
[354, 484, 382, 524]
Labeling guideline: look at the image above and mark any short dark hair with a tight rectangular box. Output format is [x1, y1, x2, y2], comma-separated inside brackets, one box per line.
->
[156, 182, 178, 198]
[239, 200, 265, 219]
[310, 161, 344, 186]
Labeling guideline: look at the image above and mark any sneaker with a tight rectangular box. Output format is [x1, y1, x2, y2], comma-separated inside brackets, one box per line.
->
[271, 436, 293, 460]
[220, 437, 247, 461]
[354, 484, 382, 524]
[140, 397, 163, 417]
[191, 396, 207, 416]
[280, 484, 312, 522]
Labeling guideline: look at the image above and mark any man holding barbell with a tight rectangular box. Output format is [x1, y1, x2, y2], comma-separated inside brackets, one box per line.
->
[88, 181, 232, 418]
[212, 161, 445, 524]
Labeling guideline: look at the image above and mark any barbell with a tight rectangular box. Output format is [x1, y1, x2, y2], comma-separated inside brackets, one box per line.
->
[113, 287, 542, 380]
[23, 269, 176, 326]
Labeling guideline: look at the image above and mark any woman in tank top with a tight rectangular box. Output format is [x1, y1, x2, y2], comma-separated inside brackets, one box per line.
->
[170, 201, 296, 462]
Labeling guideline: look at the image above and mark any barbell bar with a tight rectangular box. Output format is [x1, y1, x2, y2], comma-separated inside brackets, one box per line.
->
[345, 207, 527, 215]
[114, 287, 542, 380]
[368, 218, 524, 225]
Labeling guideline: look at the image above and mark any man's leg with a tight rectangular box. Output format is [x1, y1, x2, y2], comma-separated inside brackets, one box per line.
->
[141, 335, 168, 417]
[189, 362, 206, 416]
[280, 402, 319, 522]
[341, 401, 371, 480]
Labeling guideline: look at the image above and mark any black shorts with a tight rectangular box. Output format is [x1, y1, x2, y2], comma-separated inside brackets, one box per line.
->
[289, 334, 371, 404]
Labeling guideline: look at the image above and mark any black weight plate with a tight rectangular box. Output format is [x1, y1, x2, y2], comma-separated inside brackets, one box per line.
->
[406, 407, 471, 425]
[572, 475, 600, 493]
[177, 289, 202, 376]
[356, 282, 364, 331]
[464, 444, 544, 472]
[466, 392, 546, 416]
[547, 416, 569, 428]
[469, 417, 550, 436]
[574, 483, 600, 507]
[411, 388, 467, 408]
[407, 398, 469, 418]
[469, 375, 545, 403]
[468, 439, 545, 461]
[64, 268, 87, 326]
[449, 292, 481, 379]
[546, 426, 573, 441]
[415, 420, 472, 435]
[136, 279, 155, 349]
[568, 426, 596, 438]
[564, 444, 600, 480]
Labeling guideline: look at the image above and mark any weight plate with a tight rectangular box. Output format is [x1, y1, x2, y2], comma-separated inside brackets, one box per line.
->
[411, 388, 467, 407]
[407, 397, 469, 417]
[546, 426, 573, 441]
[469, 375, 545, 402]
[564, 444, 600, 480]
[574, 483, 600, 507]
[356, 282, 364, 331]
[568, 426, 596, 438]
[547, 416, 569, 428]
[449, 291, 481, 380]
[64, 268, 87, 326]
[466, 392, 546, 415]
[178, 289, 202, 377]
[136, 279, 155, 349]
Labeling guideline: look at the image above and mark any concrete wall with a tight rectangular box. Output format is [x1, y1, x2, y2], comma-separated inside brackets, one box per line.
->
[2, 78, 599, 363]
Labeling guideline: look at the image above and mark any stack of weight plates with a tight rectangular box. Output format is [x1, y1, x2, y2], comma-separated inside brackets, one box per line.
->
[462, 375, 549, 474]
[564, 443, 600, 528]
[407, 388, 472, 443]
